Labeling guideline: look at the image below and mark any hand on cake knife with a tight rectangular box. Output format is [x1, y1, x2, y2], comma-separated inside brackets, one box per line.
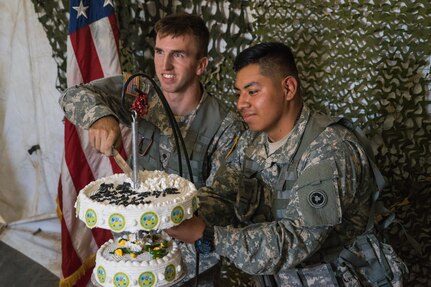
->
[112, 148, 133, 178]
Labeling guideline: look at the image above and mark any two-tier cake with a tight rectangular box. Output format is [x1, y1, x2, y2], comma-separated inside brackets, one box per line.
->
[75, 170, 198, 287]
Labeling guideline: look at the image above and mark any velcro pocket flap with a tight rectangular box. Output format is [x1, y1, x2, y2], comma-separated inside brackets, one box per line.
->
[296, 160, 341, 227]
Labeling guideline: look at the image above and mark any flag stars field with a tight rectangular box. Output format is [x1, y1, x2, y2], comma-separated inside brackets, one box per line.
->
[72, 0, 89, 19]
[103, 0, 114, 8]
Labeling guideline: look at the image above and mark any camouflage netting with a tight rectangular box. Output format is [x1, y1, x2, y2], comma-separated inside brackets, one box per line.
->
[250, 2, 431, 285]
[31, 0, 430, 285]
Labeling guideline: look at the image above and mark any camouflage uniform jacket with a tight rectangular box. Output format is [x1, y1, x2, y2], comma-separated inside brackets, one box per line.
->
[59, 74, 245, 187]
[198, 105, 376, 285]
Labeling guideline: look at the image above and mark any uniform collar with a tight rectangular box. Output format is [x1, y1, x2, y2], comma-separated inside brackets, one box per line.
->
[145, 85, 208, 136]
[244, 105, 311, 167]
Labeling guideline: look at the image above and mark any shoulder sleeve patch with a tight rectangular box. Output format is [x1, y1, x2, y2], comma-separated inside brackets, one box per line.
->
[296, 160, 342, 227]
[123, 72, 141, 97]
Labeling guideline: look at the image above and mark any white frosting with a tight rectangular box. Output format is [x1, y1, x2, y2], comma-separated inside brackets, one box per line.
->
[93, 238, 184, 287]
[125, 241, 142, 253]
[75, 170, 198, 232]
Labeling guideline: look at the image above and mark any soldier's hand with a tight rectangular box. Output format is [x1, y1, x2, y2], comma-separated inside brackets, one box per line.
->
[165, 216, 206, 244]
[88, 116, 121, 156]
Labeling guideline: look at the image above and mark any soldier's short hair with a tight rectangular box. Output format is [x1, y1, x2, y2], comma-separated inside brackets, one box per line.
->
[154, 13, 210, 59]
[234, 42, 299, 82]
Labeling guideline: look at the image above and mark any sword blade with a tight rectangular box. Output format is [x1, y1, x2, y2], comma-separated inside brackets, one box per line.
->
[112, 149, 133, 177]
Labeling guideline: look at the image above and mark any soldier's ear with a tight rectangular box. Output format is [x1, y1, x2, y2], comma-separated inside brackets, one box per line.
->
[196, 57, 209, 76]
[282, 76, 297, 101]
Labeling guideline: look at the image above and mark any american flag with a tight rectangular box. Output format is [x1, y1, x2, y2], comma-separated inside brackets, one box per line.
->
[58, 1, 130, 286]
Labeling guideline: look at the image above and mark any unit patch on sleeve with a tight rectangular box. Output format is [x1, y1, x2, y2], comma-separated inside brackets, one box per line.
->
[308, 190, 328, 208]
[295, 160, 342, 227]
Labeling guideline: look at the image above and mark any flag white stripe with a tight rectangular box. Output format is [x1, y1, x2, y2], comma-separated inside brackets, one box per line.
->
[90, 17, 121, 78]
[66, 37, 83, 87]
[60, 155, 98, 263]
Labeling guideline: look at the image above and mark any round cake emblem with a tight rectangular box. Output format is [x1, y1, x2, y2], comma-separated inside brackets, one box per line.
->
[113, 272, 129, 287]
[138, 271, 156, 287]
[109, 213, 126, 232]
[85, 208, 97, 227]
[170, 206, 184, 224]
[140, 212, 159, 230]
[164, 264, 176, 282]
[96, 266, 106, 283]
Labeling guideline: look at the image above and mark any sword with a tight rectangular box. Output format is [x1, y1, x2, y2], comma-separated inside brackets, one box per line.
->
[112, 148, 133, 178]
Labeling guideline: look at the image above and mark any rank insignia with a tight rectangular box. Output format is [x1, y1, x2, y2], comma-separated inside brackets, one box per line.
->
[225, 135, 240, 159]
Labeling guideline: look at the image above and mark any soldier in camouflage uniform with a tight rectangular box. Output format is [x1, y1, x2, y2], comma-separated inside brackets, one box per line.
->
[59, 13, 245, 285]
[167, 42, 382, 286]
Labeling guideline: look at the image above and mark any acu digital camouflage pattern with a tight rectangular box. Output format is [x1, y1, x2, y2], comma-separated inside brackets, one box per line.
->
[33, 0, 430, 284]
[198, 105, 380, 285]
[59, 74, 244, 188]
[338, 233, 408, 287]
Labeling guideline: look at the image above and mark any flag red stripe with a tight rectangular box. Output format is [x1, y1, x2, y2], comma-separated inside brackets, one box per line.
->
[64, 120, 95, 192]
[91, 228, 114, 247]
[69, 27, 104, 83]
[58, 156, 84, 278]
[61, 214, 83, 277]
